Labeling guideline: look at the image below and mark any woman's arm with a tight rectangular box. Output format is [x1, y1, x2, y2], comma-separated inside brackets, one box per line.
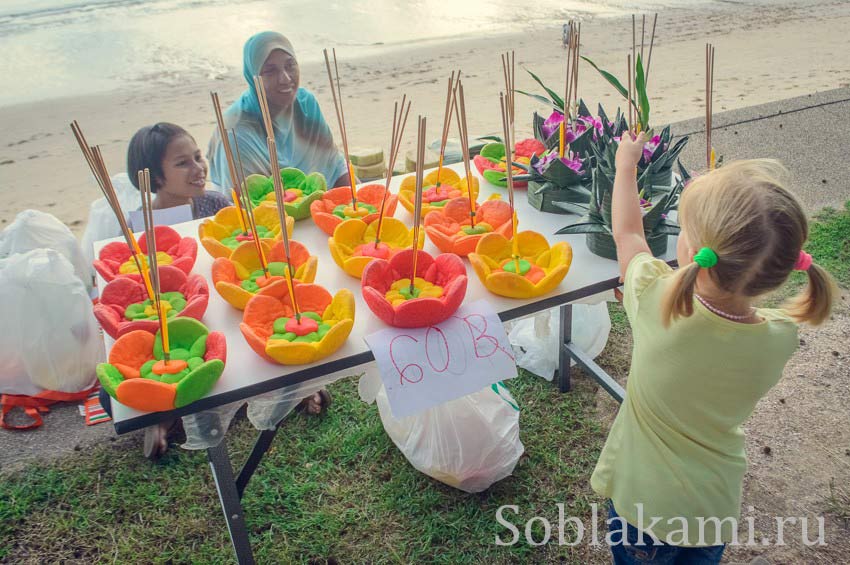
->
[612, 131, 651, 279]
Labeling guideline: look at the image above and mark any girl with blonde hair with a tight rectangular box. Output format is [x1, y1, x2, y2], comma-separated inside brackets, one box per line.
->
[592, 132, 836, 564]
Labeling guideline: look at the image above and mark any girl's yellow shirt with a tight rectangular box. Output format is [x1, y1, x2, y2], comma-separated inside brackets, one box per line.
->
[591, 253, 798, 546]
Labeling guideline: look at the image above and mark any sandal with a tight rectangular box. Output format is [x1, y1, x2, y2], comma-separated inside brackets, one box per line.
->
[295, 389, 332, 416]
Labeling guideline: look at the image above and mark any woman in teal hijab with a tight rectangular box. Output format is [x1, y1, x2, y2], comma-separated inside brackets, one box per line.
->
[208, 31, 350, 191]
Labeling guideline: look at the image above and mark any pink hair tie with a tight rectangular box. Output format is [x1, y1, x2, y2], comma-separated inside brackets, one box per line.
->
[794, 251, 813, 271]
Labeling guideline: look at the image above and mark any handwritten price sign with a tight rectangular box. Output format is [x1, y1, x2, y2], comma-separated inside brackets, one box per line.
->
[364, 300, 518, 419]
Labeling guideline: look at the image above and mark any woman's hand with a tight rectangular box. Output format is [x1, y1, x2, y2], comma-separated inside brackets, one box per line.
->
[615, 131, 648, 170]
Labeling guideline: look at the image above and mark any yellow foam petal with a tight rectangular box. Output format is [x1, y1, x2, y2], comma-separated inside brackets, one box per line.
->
[215, 281, 253, 310]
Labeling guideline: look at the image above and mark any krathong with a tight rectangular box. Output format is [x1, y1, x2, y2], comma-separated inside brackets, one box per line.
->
[362, 115, 467, 328]
[212, 239, 317, 310]
[469, 89, 572, 299]
[328, 217, 422, 278]
[94, 265, 209, 339]
[243, 168, 327, 221]
[94, 225, 197, 283]
[241, 282, 354, 365]
[424, 79, 515, 256]
[473, 138, 545, 188]
[310, 184, 397, 235]
[198, 202, 293, 259]
[96, 318, 226, 412]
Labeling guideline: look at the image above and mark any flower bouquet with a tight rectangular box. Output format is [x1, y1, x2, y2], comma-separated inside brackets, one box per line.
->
[94, 265, 209, 339]
[553, 156, 687, 260]
[244, 167, 327, 221]
[211, 239, 318, 310]
[309, 183, 397, 235]
[361, 249, 467, 328]
[198, 202, 294, 259]
[93, 225, 197, 283]
[96, 317, 226, 412]
[240, 282, 354, 365]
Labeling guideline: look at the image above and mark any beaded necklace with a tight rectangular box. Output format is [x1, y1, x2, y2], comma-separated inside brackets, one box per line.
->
[694, 293, 757, 322]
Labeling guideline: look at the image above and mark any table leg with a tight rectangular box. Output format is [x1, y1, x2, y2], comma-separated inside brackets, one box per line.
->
[208, 440, 256, 565]
[558, 303, 572, 392]
[236, 426, 281, 498]
[557, 302, 625, 403]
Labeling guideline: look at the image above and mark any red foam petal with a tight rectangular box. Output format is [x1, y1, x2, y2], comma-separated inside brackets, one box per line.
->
[361, 258, 396, 294]
[205, 331, 227, 363]
[361, 286, 396, 326]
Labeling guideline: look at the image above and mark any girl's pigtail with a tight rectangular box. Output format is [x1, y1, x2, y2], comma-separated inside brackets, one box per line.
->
[784, 262, 837, 326]
[661, 261, 701, 327]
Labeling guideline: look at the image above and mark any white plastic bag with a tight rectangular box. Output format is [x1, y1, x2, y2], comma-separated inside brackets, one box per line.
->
[508, 303, 611, 381]
[80, 172, 140, 267]
[0, 209, 92, 293]
[0, 249, 101, 395]
[361, 370, 524, 493]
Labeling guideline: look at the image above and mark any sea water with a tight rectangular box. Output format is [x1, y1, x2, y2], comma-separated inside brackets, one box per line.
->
[0, 0, 768, 106]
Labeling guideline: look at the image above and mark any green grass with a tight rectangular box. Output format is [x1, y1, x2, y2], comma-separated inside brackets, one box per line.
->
[0, 374, 611, 564]
[1, 201, 847, 563]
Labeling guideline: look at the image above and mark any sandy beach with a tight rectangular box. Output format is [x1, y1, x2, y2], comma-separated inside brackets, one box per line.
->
[1, 0, 849, 238]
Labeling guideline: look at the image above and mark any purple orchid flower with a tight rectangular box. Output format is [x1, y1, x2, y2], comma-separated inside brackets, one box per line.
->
[642, 134, 664, 163]
[534, 149, 584, 176]
[541, 111, 564, 138]
[541, 110, 590, 140]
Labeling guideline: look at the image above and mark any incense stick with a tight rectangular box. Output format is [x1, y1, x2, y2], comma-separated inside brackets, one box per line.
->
[231, 130, 269, 274]
[705, 43, 716, 169]
[645, 13, 658, 88]
[374, 94, 411, 245]
[500, 91, 521, 273]
[71, 121, 156, 299]
[627, 54, 633, 132]
[323, 48, 358, 210]
[211, 91, 247, 234]
[138, 168, 170, 362]
[501, 52, 516, 158]
[435, 71, 460, 186]
[453, 80, 476, 228]
[409, 115, 426, 295]
[254, 74, 301, 320]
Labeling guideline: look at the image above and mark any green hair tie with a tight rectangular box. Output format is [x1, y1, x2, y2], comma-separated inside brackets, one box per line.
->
[694, 247, 718, 268]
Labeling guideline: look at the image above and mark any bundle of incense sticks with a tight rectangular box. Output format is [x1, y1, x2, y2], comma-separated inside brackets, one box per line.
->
[70, 121, 154, 300]
[627, 13, 658, 132]
[452, 79, 476, 228]
[705, 43, 716, 169]
[558, 23, 580, 157]
[253, 74, 301, 321]
[373, 94, 411, 245]
[499, 91, 519, 267]
[231, 129, 269, 274]
[500, 51, 516, 158]
[211, 91, 247, 234]
[435, 71, 460, 186]
[323, 48, 358, 210]
[409, 115, 426, 295]
[138, 168, 170, 362]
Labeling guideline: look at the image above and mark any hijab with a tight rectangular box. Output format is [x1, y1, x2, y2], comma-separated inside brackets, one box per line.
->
[208, 31, 346, 191]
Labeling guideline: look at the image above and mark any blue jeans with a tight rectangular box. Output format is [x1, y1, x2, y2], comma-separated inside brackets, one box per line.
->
[607, 502, 725, 565]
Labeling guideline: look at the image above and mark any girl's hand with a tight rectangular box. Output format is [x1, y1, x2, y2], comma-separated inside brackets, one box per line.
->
[615, 131, 648, 170]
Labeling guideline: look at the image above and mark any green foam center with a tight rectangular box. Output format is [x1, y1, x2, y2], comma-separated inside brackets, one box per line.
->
[240, 262, 290, 292]
[221, 225, 272, 249]
[503, 259, 531, 275]
[399, 286, 421, 300]
[124, 292, 187, 321]
[332, 202, 377, 219]
[269, 312, 330, 343]
[461, 225, 488, 235]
